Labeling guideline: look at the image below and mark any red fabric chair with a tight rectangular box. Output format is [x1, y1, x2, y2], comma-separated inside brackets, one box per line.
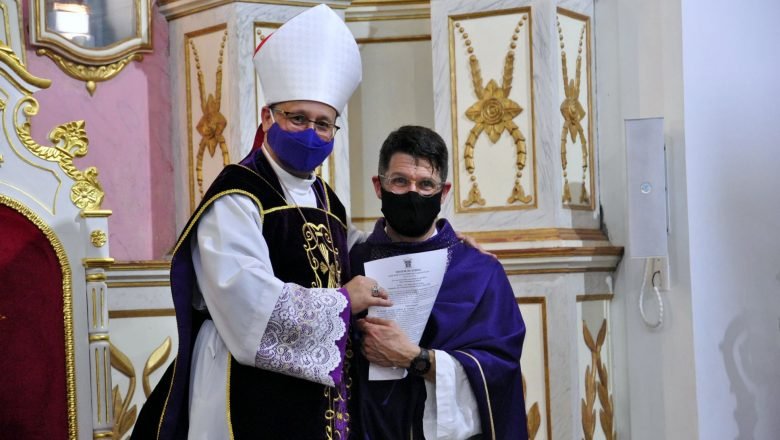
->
[0, 204, 69, 439]
[0, 38, 114, 439]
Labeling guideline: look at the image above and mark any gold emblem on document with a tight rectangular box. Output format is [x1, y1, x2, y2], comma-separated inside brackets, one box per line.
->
[302, 222, 341, 288]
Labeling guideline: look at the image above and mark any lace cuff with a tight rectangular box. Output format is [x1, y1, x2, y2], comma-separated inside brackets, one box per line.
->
[255, 283, 349, 387]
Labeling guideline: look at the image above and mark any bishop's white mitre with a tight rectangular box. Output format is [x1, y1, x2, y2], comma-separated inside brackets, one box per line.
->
[253, 4, 362, 114]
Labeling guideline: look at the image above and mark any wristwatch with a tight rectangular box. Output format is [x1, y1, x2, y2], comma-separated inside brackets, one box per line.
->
[407, 347, 431, 376]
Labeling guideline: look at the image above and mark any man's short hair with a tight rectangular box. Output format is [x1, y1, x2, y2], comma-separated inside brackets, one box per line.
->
[378, 125, 449, 181]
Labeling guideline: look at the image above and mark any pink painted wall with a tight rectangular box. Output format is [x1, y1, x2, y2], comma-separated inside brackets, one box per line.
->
[22, 3, 175, 261]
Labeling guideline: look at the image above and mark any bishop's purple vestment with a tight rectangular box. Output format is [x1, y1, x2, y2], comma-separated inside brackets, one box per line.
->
[132, 149, 352, 440]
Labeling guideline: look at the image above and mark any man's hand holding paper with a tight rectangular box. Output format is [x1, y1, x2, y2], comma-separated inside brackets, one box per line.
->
[362, 248, 448, 380]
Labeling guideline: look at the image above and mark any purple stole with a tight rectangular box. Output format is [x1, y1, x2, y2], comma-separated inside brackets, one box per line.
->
[133, 148, 350, 440]
[349, 219, 528, 440]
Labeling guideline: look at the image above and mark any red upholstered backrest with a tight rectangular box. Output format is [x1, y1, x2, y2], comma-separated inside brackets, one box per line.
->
[0, 204, 69, 439]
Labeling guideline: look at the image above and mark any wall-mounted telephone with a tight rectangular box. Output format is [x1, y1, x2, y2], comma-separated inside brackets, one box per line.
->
[625, 118, 668, 329]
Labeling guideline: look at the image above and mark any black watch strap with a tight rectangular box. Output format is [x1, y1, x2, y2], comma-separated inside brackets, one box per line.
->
[407, 347, 431, 376]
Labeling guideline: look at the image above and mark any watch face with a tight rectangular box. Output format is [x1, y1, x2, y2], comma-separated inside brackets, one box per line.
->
[410, 348, 431, 375]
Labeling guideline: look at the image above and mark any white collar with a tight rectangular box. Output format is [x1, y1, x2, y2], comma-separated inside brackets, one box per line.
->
[261, 146, 317, 200]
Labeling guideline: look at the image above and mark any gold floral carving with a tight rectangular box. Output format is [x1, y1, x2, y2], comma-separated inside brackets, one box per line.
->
[455, 16, 532, 208]
[110, 343, 138, 439]
[15, 100, 105, 210]
[190, 29, 230, 198]
[581, 319, 616, 440]
[557, 17, 590, 205]
[90, 230, 107, 247]
[110, 337, 172, 439]
[522, 374, 541, 439]
[36, 48, 142, 96]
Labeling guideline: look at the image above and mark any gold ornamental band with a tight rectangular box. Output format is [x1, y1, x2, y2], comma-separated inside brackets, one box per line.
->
[109, 308, 176, 319]
[86, 273, 107, 282]
[466, 228, 608, 243]
[83, 258, 116, 268]
[163, 0, 349, 21]
[494, 246, 623, 259]
[110, 260, 172, 271]
[81, 209, 113, 218]
[89, 334, 110, 343]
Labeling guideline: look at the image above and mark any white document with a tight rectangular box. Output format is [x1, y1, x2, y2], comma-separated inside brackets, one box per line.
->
[364, 248, 448, 380]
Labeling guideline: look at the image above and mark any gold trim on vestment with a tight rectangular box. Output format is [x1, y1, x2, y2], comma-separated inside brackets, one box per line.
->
[454, 349, 496, 439]
[226, 352, 235, 440]
[171, 189, 263, 256]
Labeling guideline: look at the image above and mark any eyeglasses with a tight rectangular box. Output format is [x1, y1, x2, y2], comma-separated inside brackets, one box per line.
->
[379, 174, 444, 197]
[270, 107, 340, 141]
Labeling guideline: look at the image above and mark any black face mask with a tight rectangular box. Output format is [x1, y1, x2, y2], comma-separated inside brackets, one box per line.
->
[380, 188, 442, 238]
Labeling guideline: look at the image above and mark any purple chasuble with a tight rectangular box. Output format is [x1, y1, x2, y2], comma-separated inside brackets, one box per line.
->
[132, 145, 351, 440]
[349, 219, 528, 440]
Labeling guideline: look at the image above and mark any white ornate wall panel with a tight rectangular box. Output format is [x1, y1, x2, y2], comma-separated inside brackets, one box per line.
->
[185, 23, 234, 211]
[106, 262, 177, 439]
[557, 8, 594, 210]
[577, 296, 615, 440]
[519, 298, 552, 440]
[346, 5, 434, 230]
[509, 268, 614, 440]
[432, 0, 599, 233]
[449, 7, 537, 213]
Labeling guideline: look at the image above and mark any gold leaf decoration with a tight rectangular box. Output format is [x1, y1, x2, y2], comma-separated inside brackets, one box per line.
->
[36, 48, 142, 95]
[143, 336, 172, 397]
[15, 105, 105, 210]
[597, 358, 616, 440]
[190, 30, 230, 198]
[557, 17, 590, 206]
[581, 319, 616, 440]
[110, 343, 137, 440]
[581, 364, 597, 440]
[522, 374, 541, 439]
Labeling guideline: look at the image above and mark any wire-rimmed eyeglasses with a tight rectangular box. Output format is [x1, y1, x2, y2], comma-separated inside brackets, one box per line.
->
[379, 174, 444, 197]
[270, 107, 340, 141]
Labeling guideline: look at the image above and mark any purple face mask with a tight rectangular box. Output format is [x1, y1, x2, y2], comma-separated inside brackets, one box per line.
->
[266, 123, 334, 174]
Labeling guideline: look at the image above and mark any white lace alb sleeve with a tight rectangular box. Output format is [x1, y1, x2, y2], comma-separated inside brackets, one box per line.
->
[255, 284, 349, 387]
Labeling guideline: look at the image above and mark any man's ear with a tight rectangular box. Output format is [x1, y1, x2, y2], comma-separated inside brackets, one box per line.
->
[261, 106, 273, 132]
[440, 182, 452, 205]
[372, 176, 382, 199]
